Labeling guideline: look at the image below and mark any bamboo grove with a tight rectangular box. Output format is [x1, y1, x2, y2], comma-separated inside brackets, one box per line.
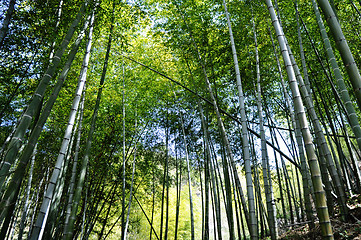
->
[1, 0, 361, 239]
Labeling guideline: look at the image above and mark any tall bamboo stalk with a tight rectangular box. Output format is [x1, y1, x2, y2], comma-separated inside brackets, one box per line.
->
[180, 112, 195, 240]
[312, 0, 361, 153]
[252, 16, 277, 239]
[221, 1, 257, 238]
[285, 34, 347, 218]
[17, 145, 35, 240]
[29, 8, 95, 237]
[198, 101, 223, 240]
[0, 0, 88, 190]
[265, 0, 333, 238]
[317, 0, 361, 110]
[124, 115, 137, 239]
[63, 91, 85, 236]
[0, 0, 16, 46]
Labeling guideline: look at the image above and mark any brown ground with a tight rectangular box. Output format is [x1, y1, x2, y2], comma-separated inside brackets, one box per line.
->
[280, 195, 361, 240]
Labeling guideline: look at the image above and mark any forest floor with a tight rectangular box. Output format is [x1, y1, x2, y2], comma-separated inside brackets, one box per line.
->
[280, 195, 361, 239]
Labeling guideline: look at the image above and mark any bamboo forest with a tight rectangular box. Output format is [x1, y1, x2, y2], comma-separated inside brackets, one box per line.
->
[3, 0, 361, 239]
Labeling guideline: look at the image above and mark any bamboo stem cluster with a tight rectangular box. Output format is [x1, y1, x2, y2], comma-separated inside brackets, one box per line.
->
[1, 0, 361, 239]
